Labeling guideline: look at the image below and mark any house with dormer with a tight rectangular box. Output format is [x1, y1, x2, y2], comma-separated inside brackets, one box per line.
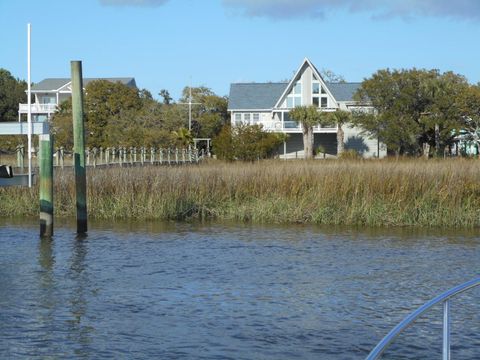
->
[228, 58, 386, 158]
[18, 77, 136, 122]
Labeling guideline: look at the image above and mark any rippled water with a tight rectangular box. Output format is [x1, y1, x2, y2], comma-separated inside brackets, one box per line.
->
[0, 220, 478, 359]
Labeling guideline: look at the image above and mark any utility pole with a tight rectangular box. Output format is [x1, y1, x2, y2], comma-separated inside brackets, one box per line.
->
[27, 23, 32, 188]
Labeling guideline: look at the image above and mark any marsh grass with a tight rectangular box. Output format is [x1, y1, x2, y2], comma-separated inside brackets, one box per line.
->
[0, 158, 479, 227]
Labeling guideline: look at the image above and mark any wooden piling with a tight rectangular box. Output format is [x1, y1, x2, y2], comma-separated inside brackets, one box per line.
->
[71, 60, 88, 234]
[39, 134, 54, 237]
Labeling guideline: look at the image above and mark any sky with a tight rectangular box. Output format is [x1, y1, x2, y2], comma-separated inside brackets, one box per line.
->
[1, 0, 480, 100]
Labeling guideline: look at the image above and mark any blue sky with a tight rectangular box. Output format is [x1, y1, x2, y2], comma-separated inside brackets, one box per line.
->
[1, 0, 480, 100]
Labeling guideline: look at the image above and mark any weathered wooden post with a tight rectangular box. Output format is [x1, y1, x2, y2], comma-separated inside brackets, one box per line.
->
[17, 144, 25, 170]
[55, 148, 59, 167]
[86, 147, 90, 166]
[60, 147, 64, 169]
[39, 134, 54, 237]
[119, 147, 123, 166]
[71, 60, 88, 234]
[93, 147, 97, 168]
[150, 147, 155, 164]
[123, 146, 127, 164]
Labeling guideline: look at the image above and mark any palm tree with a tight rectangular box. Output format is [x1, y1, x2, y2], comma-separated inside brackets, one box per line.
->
[171, 127, 193, 147]
[328, 110, 351, 156]
[289, 105, 329, 159]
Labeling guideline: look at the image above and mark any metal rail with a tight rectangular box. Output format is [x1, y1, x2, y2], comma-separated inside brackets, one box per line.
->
[366, 277, 480, 360]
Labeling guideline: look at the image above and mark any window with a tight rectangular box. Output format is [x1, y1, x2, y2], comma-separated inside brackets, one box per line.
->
[287, 97, 294, 108]
[321, 97, 328, 108]
[312, 83, 320, 94]
[321, 87, 327, 94]
[253, 113, 260, 123]
[235, 113, 242, 126]
[244, 113, 251, 124]
[42, 96, 55, 104]
[285, 81, 302, 108]
[312, 97, 319, 107]
[293, 82, 301, 94]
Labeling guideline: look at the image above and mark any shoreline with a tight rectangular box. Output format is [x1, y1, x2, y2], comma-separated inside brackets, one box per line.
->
[0, 159, 478, 228]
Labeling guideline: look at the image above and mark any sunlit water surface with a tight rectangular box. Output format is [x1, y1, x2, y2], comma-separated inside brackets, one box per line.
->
[0, 219, 478, 359]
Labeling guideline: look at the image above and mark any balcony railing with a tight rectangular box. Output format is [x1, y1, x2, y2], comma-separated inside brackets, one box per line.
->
[19, 103, 58, 114]
[256, 120, 337, 132]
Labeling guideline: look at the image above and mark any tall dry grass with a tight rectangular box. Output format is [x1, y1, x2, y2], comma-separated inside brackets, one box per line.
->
[0, 158, 479, 227]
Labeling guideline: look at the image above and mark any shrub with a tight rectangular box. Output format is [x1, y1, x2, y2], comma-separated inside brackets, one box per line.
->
[213, 124, 285, 161]
[339, 149, 361, 160]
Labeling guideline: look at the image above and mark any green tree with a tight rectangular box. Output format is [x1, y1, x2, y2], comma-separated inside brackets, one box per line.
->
[179, 86, 229, 139]
[327, 109, 351, 156]
[0, 69, 27, 122]
[458, 85, 480, 152]
[353, 68, 467, 157]
[84, 80, 143, 147]
[171, 127, 193, 147]
[159, 89, 172, 105]
[212, 125, 234, 161]
[289, 105, 330, 159]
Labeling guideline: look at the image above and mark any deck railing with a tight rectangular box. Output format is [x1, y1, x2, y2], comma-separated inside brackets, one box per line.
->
[366, 277, 480, 360]
[257, 120, 337, 132]
[18, 103, 58, 114]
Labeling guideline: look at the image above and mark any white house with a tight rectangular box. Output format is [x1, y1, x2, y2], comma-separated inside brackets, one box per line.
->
[18, 77, 136, 122]
[228, 58, 386, 158]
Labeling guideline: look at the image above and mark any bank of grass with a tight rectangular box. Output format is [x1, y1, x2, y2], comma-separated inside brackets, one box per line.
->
[0, 158, 479, 227]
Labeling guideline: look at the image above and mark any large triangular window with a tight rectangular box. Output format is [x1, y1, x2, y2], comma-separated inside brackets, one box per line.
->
[312, 74, 329, 108]
[284, 81, 302, 108]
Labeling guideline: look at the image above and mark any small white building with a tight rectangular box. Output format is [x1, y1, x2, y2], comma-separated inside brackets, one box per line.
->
[18, 77, 136, 122]
[228, 58, 386, 158]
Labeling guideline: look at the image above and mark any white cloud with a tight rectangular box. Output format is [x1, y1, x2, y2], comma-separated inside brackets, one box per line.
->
[99, 0, 169, 6]
[222, 0, 480, 21]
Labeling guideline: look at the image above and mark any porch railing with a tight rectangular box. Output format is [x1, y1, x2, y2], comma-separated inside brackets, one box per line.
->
[258, 120, 337, 132]
[18, 103, 58, 114]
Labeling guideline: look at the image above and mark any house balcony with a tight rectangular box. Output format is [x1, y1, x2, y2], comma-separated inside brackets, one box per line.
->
[18, 103, 58, 115]
[258, 120, 338, 133]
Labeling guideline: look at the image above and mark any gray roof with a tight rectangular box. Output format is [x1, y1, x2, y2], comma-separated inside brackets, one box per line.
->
[228, 83, 288, 110]
[326, 82, 361, 102]
[32, 77, 136, 91]
[228, 82, 361, 110]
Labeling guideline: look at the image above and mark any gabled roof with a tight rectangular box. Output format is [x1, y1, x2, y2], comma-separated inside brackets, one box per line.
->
[31, 77, 137, 92]
[228, 82, 288, 110]
[228, 82, 361, 110]
[274, 58, 337, 108]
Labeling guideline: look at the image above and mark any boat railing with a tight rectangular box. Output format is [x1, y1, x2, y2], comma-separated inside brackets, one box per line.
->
[366, 277, 480, 360]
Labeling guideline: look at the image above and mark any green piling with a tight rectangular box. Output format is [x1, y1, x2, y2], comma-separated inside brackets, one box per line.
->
[71, 61, 88, 234]
[39, 134, 54, 238]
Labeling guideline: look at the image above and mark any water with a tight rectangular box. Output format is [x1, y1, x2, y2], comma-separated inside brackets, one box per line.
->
[0, 220, 478, 359]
